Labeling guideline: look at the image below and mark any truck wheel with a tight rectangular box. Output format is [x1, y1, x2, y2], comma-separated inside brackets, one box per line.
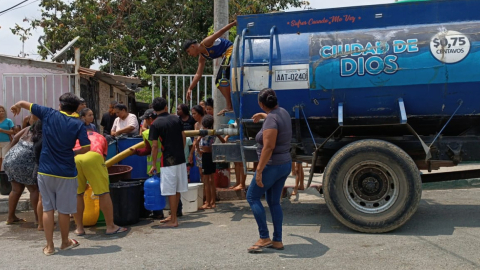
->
[323, 139, 422, 233]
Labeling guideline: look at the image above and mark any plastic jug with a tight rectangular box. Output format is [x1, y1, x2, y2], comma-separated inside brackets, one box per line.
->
[82, 184, 100, 226]
[144, 174, 165, 211]
[214, 162, 230, 188]
[190, 165, 201, 183]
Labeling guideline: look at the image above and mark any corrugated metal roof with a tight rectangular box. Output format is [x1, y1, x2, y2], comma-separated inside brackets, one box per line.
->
[0, 54, 73, 71]
[78, 67, 141, 93]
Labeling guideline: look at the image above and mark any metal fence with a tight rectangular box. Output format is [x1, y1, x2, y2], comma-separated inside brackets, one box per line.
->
[151, 74, 215, 111]
[2, 73, 75, 124]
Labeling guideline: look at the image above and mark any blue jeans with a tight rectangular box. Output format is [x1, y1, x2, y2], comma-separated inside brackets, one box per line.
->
[246, 162, 291, 242]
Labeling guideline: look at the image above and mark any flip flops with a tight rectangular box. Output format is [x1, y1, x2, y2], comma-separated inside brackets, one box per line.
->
[60, 239, 80, 251]
[5, 218, 27, 225]
[74, 231, 86, 236]
[267, 245, 285, 250]
[247, 243, 273, 253]
[43, 247, 56, 256]
[105, 227, 128, 235]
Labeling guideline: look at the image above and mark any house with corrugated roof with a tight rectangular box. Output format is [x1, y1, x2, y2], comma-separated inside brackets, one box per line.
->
[0, 54, 140, 132]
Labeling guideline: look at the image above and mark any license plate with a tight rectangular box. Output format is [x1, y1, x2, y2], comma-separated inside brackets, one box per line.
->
[275, 69, 308, 82]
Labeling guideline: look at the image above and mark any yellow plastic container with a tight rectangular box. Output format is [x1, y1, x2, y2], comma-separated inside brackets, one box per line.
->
[83, 184, 100, 226]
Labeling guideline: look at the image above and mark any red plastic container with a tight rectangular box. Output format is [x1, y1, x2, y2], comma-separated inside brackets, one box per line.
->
[214, 163, 230, 188]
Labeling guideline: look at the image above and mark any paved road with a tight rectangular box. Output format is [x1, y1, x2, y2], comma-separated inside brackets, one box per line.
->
[1, 187, 480, 270]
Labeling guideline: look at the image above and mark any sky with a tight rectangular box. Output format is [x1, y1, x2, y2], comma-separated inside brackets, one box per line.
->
[0, 0, 395, 69]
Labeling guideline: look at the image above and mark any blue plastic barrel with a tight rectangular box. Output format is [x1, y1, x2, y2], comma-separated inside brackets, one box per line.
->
[144, 174, 165, 211]
[117, 137, 149, 179]
[107, 141, 117, 160]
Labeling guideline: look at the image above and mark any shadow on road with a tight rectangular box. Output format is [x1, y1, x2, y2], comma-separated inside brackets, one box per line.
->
[281, 198, 480, 236]
[274, 234, 329, 259]
[58, 244, 122, 256]
[391, 199, 480, 236]
[151, 221, 211, 229]
[207, 202, 255, 222]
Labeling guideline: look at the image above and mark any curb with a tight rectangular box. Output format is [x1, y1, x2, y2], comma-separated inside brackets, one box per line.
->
[422, 178, 480, 190]
[216, 187, 246, 201]
[0, 198, 33, 214]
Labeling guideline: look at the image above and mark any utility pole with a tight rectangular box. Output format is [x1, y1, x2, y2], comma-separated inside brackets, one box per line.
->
[74, 48, 81, 96]
[213, 0, 229, 131]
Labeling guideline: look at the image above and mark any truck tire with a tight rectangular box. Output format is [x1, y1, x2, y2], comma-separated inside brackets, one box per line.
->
[323, 139, 422, 233]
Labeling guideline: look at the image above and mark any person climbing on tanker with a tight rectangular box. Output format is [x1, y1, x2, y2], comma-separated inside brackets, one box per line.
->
[184, 20, 237, 116]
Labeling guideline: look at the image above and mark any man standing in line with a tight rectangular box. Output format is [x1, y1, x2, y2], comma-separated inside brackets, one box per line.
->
[148, 97, 187, 228]
[11, 93, 90, 255]
[184, 20, 236, 115]
[101, 101, 118, 137]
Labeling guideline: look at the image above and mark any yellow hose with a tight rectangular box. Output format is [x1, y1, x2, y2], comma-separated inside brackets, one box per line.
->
[184, 129, 215, 137]
[105, 141, 145, 168]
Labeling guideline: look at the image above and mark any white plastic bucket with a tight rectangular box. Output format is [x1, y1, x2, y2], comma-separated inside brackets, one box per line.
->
[181, 183, 204, 213]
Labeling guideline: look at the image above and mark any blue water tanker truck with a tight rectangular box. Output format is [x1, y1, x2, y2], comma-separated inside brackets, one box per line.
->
[213, 0, 480, 233]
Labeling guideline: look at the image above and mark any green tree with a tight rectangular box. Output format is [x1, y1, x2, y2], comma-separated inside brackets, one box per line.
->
[10, 19, 32, 58]
[28, 0, 307, 101]
[31, 0, 307, 74]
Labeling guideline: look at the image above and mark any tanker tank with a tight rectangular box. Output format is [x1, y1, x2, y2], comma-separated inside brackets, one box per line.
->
[212, 0, 480, 233]
[231, 0, 480, 138]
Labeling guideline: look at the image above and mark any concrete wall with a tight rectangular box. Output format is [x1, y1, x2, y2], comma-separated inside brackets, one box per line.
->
[98, 80, 111, 134]
[113, 87, 128, 107]
[97, 81, 129, 134]
[0, 58, 72, 125]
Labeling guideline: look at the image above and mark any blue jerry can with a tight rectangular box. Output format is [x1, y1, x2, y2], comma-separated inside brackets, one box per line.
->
[143, 174, 165, 211]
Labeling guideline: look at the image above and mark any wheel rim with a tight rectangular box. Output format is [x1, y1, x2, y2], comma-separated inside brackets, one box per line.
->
[343, 160, 399, 214]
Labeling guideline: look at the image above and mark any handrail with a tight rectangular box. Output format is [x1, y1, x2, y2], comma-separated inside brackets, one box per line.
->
[268, 26, 276, 89]
[239, 28, 249, 174]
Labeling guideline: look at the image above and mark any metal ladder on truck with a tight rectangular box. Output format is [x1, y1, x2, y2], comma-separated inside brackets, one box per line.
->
[237, 25, 276, 175]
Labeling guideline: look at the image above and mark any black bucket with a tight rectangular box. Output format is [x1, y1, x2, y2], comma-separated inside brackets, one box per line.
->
[120, 179, 149, 219]
[0, 171, 11, 196]
[110, 180, 142, 226]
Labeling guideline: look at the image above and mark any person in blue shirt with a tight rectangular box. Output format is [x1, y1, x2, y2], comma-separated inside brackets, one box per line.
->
[10, 93, 90, 256]
[79, 108, 98, 132]
[184, 20, 237, 116]
[0, 105, 15, 170]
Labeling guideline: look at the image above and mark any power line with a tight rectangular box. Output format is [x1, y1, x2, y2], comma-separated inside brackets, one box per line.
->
[0, 0, 39, 17]
[0, 0, 29, 15]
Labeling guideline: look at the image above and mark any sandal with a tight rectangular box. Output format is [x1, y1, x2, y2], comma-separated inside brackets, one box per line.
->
[247, 242, 272, 253]
[60, 239, 80, 251]
[105, 227, 128, 235]
[199, 204, 212, 210]
[267, 245, 285, 250]
[6, 218, 27, 225]
[43, 246, 55, 256]
[74, 230, 86, 236]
